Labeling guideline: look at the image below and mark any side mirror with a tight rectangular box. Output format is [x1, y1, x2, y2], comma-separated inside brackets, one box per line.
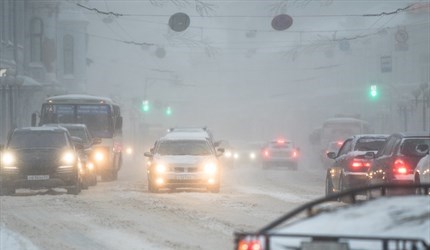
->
[326, 152, 337, 159]
[144, 152, 153, 157]
[71, 136, 84, 150]
[216, 147, 225, 157]
[416, 144, 429, 155]
[364, 151, 376, 159]
[92, 137, 102, 145]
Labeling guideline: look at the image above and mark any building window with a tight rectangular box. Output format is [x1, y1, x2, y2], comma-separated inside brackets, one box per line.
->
[63, 34, 74, 75]
[30, 17, 43, 62]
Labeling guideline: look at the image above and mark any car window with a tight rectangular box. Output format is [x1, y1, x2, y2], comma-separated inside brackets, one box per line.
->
[400, 138, 430, 156]
[157, 140, 213, 155]
[379, 136, 398, 156]
[65, 127, 91, 144]
[269, 142, 292, 149]
[338, 139, 352, 156]
[8, 131, 69, 149]
[354, 138, 387, 151]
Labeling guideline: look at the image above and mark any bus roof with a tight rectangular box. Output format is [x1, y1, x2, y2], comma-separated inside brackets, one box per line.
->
[44, 94, 118, 105]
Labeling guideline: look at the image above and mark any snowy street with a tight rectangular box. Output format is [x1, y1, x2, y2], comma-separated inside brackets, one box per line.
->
[0, 156, 325, 250]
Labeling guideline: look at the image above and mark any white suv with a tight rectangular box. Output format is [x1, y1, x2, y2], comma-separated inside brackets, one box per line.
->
[144, 133, 224, 193]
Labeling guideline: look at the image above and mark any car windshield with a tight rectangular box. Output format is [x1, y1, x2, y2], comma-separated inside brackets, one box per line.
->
[157, 140, 212, 155]
[354, 138, 386, 151]
[8, 131, 68, 149]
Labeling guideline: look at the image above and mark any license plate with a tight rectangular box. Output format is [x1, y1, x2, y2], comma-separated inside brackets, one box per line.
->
[176, 175, 197, 180]
[27, 175, 50, 180]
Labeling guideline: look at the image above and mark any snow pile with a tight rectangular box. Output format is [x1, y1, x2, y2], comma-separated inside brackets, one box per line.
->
[0, 226, 39, 250]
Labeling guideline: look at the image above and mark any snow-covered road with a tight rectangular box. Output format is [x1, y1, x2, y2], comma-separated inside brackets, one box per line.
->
[1, 157, 326, 250]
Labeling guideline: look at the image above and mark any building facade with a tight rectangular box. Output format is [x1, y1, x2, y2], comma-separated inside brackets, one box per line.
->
[0, 0, 88, 142]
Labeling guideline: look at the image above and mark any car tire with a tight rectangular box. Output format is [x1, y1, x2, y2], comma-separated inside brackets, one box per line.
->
[101, 171, 115, 182]
[67, 181, 81, 195]
[325, 175, 335, 199]
[338, 175, 353, 203]
[208, 185, 220, 193]
[148, 178, 159, 193]
[90, 174, 98, 186]
[82, 179, 89, 190]
[0, 185, 15, 196]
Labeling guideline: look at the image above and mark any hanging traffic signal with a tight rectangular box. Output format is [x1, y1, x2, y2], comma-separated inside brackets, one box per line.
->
[369, 85, 378, 99]
[142, 100, 150, 112]
[165, 106, 172, 116]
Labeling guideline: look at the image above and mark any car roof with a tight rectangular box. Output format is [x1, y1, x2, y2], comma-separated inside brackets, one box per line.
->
[43, 123, 88, 129]
[391, 131, 430, 138]
[14, 126, 68, 133]
[160, 132, 211, 141]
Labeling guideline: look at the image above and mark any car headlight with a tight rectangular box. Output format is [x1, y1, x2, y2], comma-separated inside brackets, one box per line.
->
[126, 146, 133, 155]
[1, 151, 17, 169]
[86, 161, 95, 171]
[204, 162, 218, 175]
[60, 151, 76, 167]
[94, 151, 105, 162]
[225, 150, 232, 158]
[249, 152, 256, 160]
[233, 153, 239, 160]
[155, 164, 167, 173]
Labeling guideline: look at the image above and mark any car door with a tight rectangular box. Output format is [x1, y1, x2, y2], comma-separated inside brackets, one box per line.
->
[369, 135, 400, 185]
[331, 138, 353, 190]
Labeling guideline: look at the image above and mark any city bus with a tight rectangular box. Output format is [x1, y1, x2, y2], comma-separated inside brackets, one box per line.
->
[310, 116, 373, 167]
[32, 94, 123, 181]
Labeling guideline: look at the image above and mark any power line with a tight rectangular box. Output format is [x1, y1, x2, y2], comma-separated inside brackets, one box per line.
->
[76, 3, 415, 18]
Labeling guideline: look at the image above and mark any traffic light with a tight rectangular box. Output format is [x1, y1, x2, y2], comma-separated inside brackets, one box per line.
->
[165, 106, 172, 116]
[369, 85, 379, 99]
[141, 100, 150, 112]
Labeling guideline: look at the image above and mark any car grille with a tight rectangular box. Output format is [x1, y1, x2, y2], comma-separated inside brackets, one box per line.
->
[173, 167, 199, 173]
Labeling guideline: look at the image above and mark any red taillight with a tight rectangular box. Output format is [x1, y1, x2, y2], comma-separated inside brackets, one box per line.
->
[349, 159, 371, 171]
[238, 240, 263, 250]
[263, 149, 270, 158]
[292, 151, 298, 158]
[393, 159, 410, 174]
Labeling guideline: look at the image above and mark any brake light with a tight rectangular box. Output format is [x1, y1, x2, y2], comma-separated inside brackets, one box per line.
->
[277, 139, 285, 144]
[263, 150, 270, 158]
[393, 159, 410, 174]
[349, 159, 371, 171]
[292, 151, 298, 158]
[238, 239, 263, 250]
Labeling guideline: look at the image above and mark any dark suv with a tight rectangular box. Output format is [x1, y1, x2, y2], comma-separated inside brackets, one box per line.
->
[367, 132, 430, 187]
[0, 127, 83, 195]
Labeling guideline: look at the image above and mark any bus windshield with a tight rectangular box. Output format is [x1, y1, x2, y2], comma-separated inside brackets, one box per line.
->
[41, 104, 113, 138]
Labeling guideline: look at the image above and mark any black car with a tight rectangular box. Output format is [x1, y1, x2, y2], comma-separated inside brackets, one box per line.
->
[0, 127, 83, 195]
[367, 132, 430, 189]
[325, 134, 388, 198]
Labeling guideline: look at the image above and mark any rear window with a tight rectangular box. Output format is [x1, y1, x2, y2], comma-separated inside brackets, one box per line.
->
[400, 138, 430, 156]
[269, 141, 293, 149]
[354, 138, 387, 151]
[8, 131, 69, 149]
